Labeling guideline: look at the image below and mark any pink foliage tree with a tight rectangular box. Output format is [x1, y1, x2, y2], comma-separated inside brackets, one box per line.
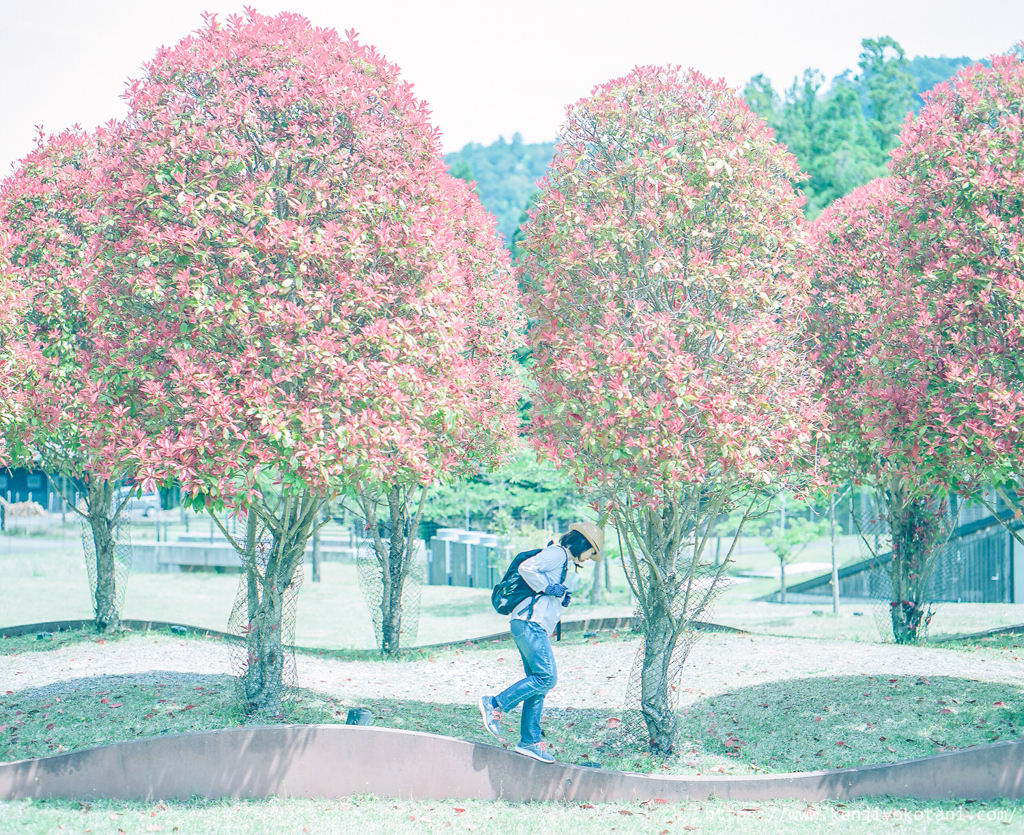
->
[1, 130, 139, 632]
[88, 12, 520, 695]
[351, 177, 523, 655]
[0, 222, 21, 469]
[805, 178, 960, 644]
[889, 50, 1024, 521]
[521, 67, 826, 753]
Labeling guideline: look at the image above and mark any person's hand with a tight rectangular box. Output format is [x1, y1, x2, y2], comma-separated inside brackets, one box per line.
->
[561, 592, 572, 608]
[544, 583, 568, 597]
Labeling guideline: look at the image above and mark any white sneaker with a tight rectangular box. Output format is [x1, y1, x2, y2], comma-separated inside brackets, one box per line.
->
[478, 695, 502, 738]
[515, 741, 555, 763]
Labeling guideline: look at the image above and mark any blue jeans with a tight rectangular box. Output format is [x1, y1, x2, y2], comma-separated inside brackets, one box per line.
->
[495, 619, 557, 746]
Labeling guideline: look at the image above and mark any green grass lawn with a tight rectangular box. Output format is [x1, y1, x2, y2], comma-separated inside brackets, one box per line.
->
[6, 528, 1024, 650]
[1, 796, 1021, 835]
[0, 531, 637, 647]
[944, 630, 1024, 651]
[2, 629, 1022, 833]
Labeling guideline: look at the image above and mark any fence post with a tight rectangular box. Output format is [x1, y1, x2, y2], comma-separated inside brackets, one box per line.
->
[312, 510, 322, 583]
[831, 494, 840, 615]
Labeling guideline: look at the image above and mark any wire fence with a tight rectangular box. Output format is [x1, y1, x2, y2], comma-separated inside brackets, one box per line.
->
[621, 555, 728, 751]
[849, 493, 965, 643]
[79, 500, 132, 622]
[356, 520, 423, 652]
[226, 526, 302, 711]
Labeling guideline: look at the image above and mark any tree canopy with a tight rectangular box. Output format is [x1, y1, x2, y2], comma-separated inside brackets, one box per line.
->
[521, 65, 826, 753]
[0, 222, 21, 468]
[95, 12, 521, 508]
[891, 49, 1024, 504]
[803, 47, 1024, 643]
[11, 10, 525, 683]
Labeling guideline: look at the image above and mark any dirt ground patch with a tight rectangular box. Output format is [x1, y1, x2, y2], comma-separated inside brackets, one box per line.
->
[2, 631, 1018, 712]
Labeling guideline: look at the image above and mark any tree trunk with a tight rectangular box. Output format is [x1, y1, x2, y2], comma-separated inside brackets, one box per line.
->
[589, 558, 602, 604]
[617, 498, 734, 757]
[380, 488, 407, 655]
[884, 487, 942, 645]
[241, 571, 286, 715]
[85, 478, 122, 634]
[361, 484, 428, 657]
[779, 558, 787, 605]
[638, 599, 678, 754]
[604, 556, 612, 592]
[236, 493, 323, 715]
[830, 494, 840, 615]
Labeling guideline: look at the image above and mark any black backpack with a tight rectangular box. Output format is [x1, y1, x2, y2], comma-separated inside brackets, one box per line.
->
[491, 547, 567, 615]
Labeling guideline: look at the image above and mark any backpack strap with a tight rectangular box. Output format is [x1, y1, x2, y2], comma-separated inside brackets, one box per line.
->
[525, 546, 569, 621]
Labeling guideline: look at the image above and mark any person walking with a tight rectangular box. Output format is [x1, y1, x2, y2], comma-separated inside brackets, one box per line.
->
[478, 521, 603, 763]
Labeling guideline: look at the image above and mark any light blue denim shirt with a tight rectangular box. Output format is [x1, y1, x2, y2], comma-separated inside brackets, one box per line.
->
[510, 544, 569, 637]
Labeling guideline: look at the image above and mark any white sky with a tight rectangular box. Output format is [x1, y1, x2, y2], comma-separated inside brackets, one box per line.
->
[1, 0, 1021, 173]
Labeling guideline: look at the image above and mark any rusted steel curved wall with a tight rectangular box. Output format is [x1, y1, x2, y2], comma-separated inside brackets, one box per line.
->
[0, 726, 1021, 803]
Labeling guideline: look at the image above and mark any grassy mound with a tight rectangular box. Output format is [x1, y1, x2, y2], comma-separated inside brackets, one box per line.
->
[3, 630, 1022, 776]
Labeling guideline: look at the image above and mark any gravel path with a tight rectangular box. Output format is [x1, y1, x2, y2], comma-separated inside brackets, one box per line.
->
[1, 632, 1019, 709]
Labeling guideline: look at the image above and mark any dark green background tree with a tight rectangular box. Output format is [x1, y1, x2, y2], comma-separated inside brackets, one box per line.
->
[445, 133, 555, 244]
[744, 38, 973, 216]
[446, 41, 977, 239]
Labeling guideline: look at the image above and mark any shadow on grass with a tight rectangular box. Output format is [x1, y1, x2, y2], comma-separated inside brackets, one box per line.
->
[0, 671, 352, 763]
[0, 625, 491, 665]
[0, 670, 627, 772]
[275, 674, 1024, 777]
[0, 628, 121, 657]
[675, 674, 1024, 775]
[0, 625, 236, 657]
[342, 696, 629, 768]
[0, 610, 644, 664]
[7, 652, 1017, 781]
[941, 631, 1024, 652]
[1, 672, 243, 762]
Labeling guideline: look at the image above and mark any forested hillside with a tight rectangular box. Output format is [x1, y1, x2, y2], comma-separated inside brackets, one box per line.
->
[744, 39, 976, 215]
[445, 41, 981, 244]
[444, 134, 555, 244]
